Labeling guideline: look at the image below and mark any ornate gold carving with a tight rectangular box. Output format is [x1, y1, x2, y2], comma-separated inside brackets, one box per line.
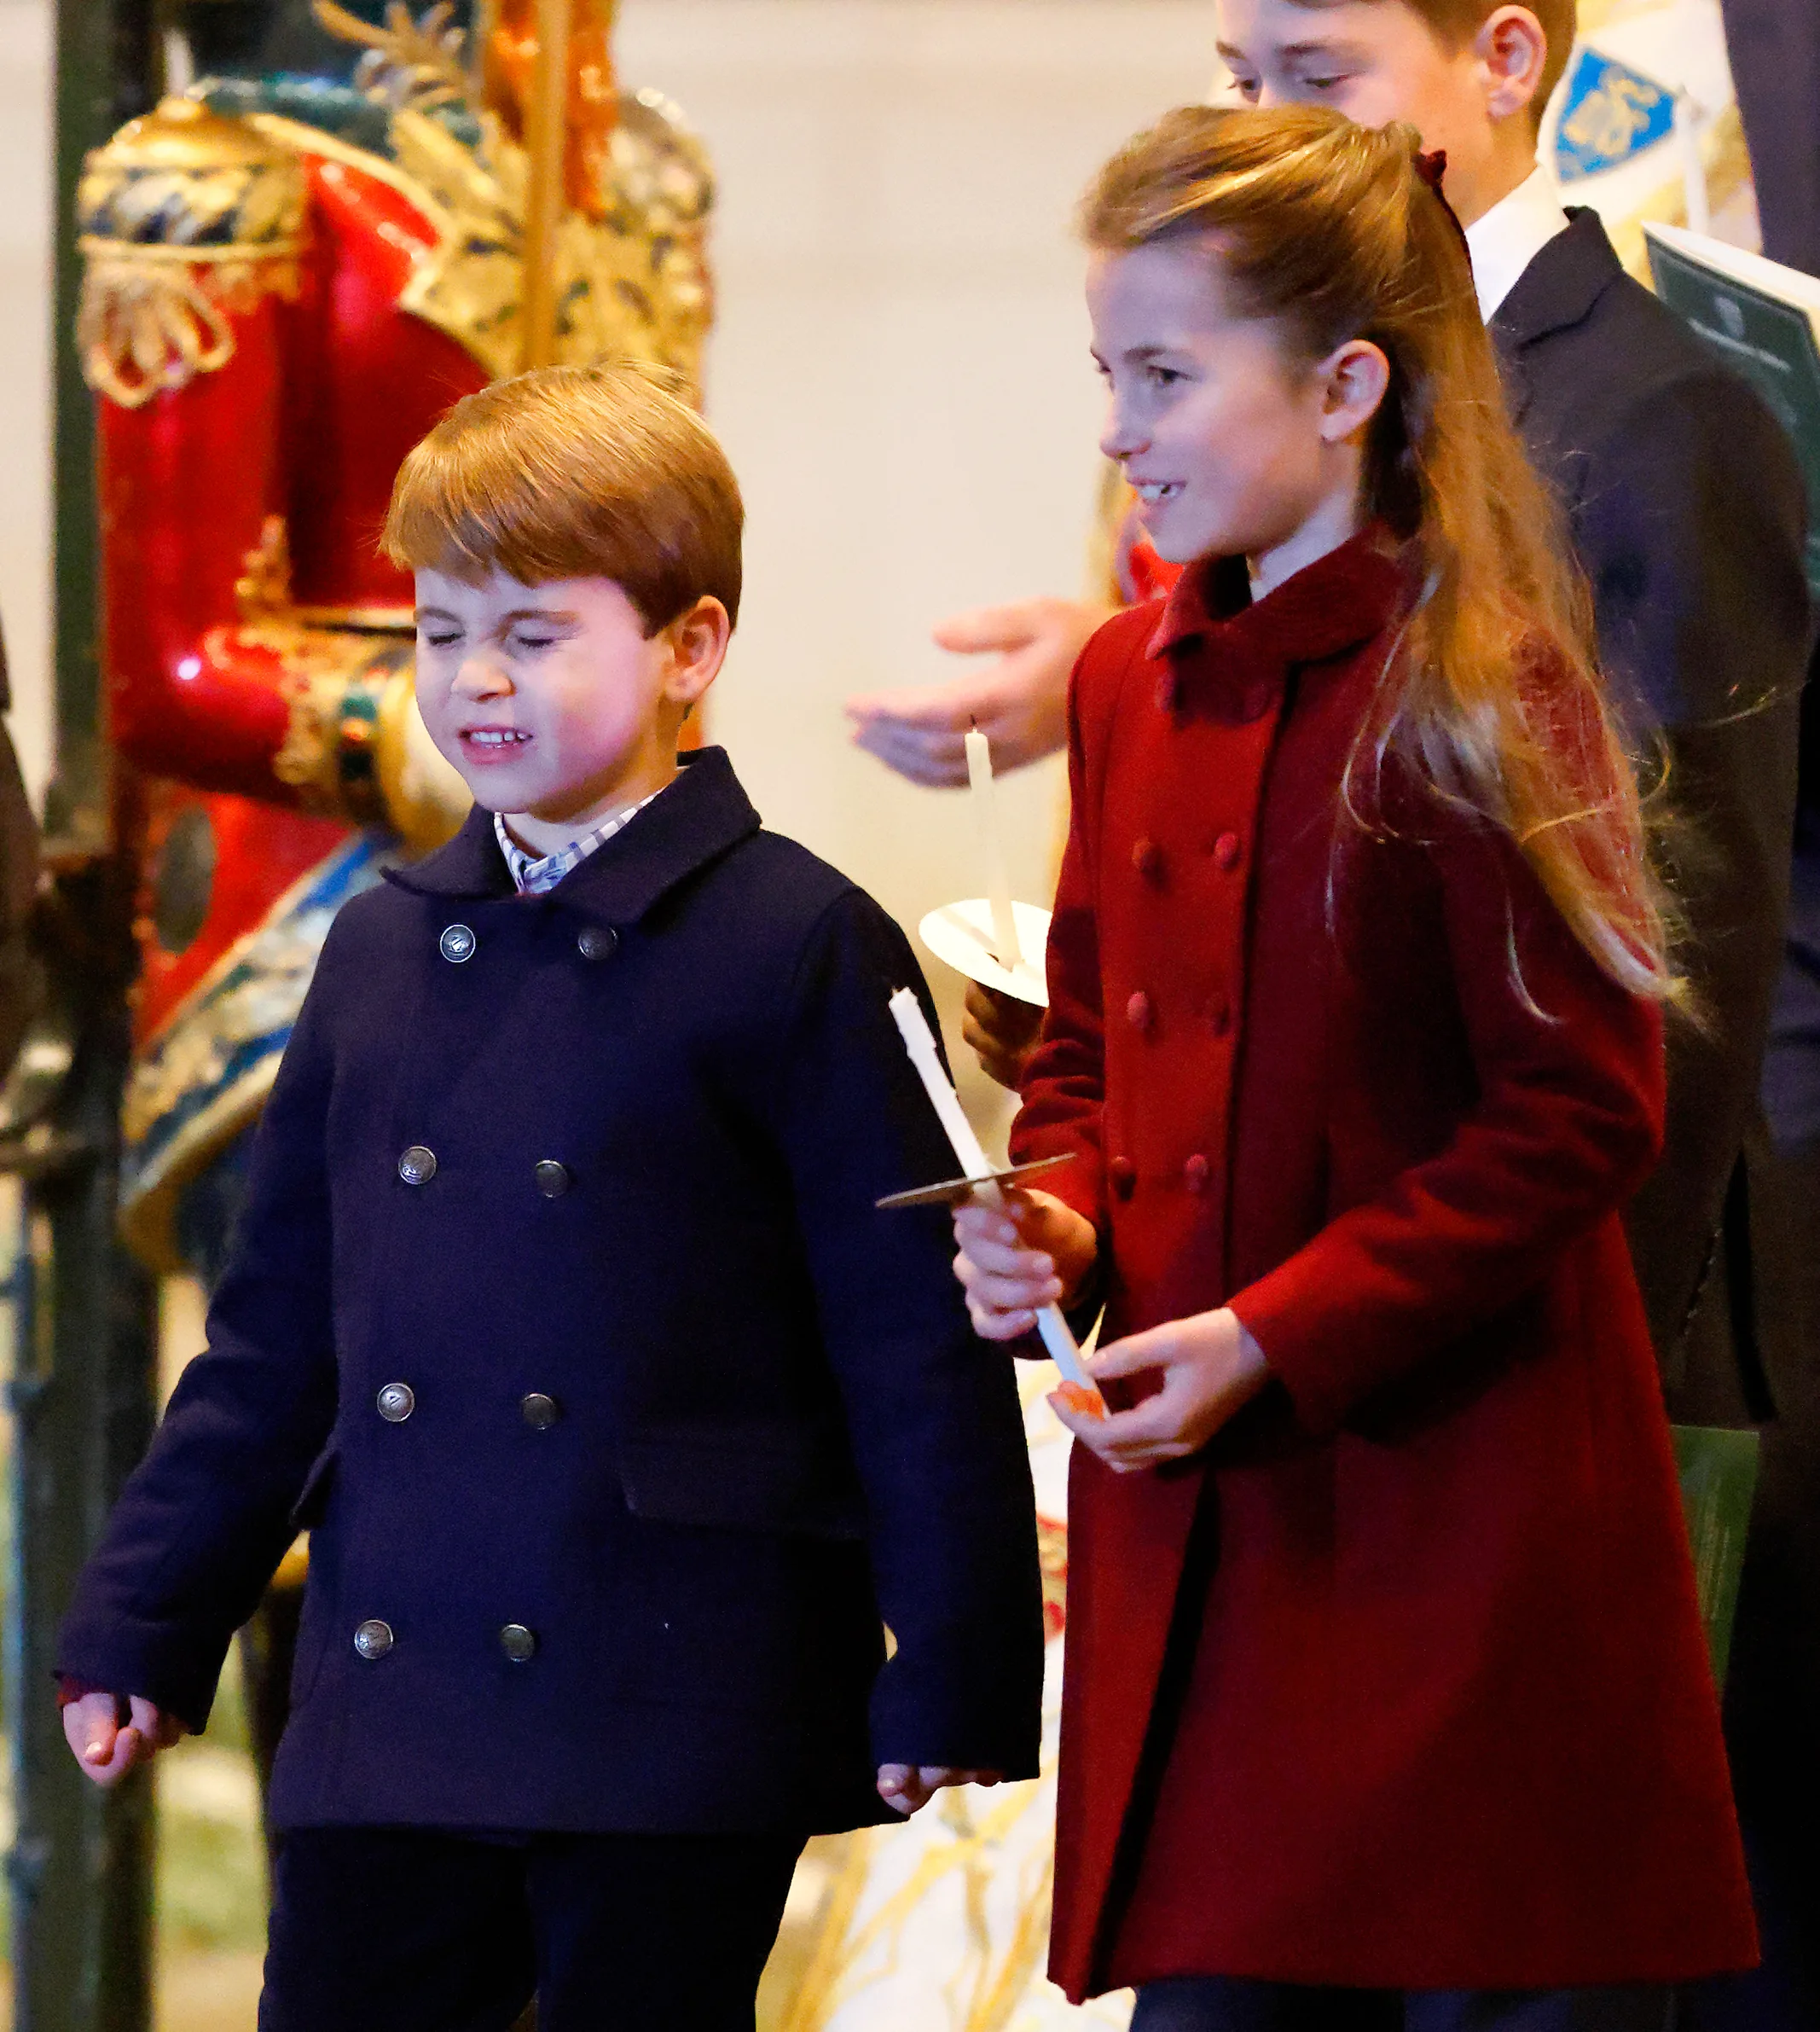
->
[312, 0, 471, 118]
[305, 0, 714, 386]
[235, 514, 294, 629]
[270, 636, 409, 830]
[78, 96, 302, 230]
[224, 518, 413, 827]
[77, 97, 304, 408]
[388, 92, 714, 386]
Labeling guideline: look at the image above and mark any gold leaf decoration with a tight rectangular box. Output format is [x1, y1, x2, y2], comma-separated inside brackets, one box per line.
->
[76, 98, 304, 408]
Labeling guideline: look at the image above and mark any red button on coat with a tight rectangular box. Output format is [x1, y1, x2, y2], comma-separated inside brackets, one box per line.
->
[1109, 1156, 1136, 1199]
[1214, 831, 1243, 872]
[1132, 838, 1162, 880]
[1127, 991, 1153, 1032]
[1183, 1153, 1210, 1193]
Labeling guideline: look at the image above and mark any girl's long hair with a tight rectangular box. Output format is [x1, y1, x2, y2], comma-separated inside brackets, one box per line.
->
[1082, 104, 1678, 1004]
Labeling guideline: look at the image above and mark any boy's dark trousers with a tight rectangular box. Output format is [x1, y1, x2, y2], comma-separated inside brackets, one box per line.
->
[258, 1826, 804, 2031]
[1130, 1979, 1672, 2032]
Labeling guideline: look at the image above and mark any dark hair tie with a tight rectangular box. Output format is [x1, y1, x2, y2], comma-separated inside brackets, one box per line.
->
[1411, 146, 1472, 257]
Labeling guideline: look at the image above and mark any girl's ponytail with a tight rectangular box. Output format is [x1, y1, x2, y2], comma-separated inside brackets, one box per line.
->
[1082, 105, 1679, 1007]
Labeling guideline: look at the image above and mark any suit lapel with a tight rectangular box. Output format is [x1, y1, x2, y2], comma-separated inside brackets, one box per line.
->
[1488, 208, 1625, 426]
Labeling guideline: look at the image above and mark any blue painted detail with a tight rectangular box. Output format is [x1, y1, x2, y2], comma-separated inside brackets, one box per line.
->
[1554, 47, 1676, 183]
[122, 834, 389, 1210]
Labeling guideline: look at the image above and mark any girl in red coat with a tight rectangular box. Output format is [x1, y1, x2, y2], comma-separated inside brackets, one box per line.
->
[954, 103, 1753, 2032]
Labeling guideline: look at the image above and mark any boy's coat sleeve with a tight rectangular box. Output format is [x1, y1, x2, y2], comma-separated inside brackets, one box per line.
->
[768, 890, 1045, 1779]
[54, 933, 345, 1731]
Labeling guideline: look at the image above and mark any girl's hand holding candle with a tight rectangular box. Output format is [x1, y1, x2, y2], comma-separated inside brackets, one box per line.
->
[887, 990, 1105, 1414]
[1049, 1307, 1271, 1472]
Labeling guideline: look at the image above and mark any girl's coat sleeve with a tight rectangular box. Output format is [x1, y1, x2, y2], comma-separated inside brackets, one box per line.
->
[1008, 642, 1117, 1234]
[1234, 816, 1666, 1439]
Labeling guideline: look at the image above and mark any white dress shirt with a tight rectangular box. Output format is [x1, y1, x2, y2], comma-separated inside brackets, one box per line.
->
[1463, 163, 1572, 322]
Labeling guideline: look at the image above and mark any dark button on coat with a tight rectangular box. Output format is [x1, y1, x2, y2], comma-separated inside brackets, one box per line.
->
[59, 749, 1044, 1835]
[1013, 537, 1752, 1998]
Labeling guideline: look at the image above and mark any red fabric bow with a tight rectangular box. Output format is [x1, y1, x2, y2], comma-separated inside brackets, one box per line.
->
[1412, 146, 1472, 257]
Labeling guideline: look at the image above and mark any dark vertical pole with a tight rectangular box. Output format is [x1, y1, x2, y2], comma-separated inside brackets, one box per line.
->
[7, 865, 156, 2032]
[43, 0, 157, 839]
[7, 3, 161, 2029]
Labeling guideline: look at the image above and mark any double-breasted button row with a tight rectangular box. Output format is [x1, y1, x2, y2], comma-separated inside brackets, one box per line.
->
[1126, 831, 1245, 876]
[1107, 1153, 1213, 1199]
[351, 1619, 539, 1663]
[397, 1149, 577, 1196]
[438, 922, 619, 963]
[373, 1384, 563, 1428]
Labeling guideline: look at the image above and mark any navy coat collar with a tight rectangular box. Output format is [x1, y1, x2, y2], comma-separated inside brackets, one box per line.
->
[384, 746, 762, 926]
[1489, 208, 1624, 421]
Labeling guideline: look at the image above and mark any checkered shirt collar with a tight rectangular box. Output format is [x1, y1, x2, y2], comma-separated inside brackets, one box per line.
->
[493, 788, 664, 896]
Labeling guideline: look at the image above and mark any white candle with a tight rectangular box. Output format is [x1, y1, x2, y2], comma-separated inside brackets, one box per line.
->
[964, 727, 1022, 972]
[890, 988, 995, 1182]
[1675, 93, 1710, 235]
[887, 990, 1098, 1395]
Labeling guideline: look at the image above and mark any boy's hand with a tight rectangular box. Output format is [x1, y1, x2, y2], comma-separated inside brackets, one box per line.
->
[843, 598, 1111, 787]
[62, 1690, 185, 1787]
[1050, 1308, 1271, 1472]
[953, 1188, 1098, 1340]
[876, 1763, 1004, 1815]
[961, 982, 1044, 1092]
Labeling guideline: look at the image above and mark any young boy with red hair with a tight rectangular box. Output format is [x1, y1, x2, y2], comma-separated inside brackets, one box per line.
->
[55, 362, 1044, 2032]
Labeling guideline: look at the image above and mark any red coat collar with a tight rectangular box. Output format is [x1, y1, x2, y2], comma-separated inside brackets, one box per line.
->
[1145, 528, 1413, 709]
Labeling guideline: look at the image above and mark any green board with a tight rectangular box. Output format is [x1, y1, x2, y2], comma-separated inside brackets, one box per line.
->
[1647, 235, 1820, 600]
[1672, 1423, 1760, 1688]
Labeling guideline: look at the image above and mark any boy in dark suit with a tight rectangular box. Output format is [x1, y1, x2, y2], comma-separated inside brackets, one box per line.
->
[55, 362, 1045, 2032]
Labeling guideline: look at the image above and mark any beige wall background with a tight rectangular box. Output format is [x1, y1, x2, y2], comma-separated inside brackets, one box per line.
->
[612, 1, 1214, 1119]
[0, 0, 1212, 1109]
[0, 0, 53, 813]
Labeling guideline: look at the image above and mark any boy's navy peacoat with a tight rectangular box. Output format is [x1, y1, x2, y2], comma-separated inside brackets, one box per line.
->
[58, 748, 1044, 1833]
